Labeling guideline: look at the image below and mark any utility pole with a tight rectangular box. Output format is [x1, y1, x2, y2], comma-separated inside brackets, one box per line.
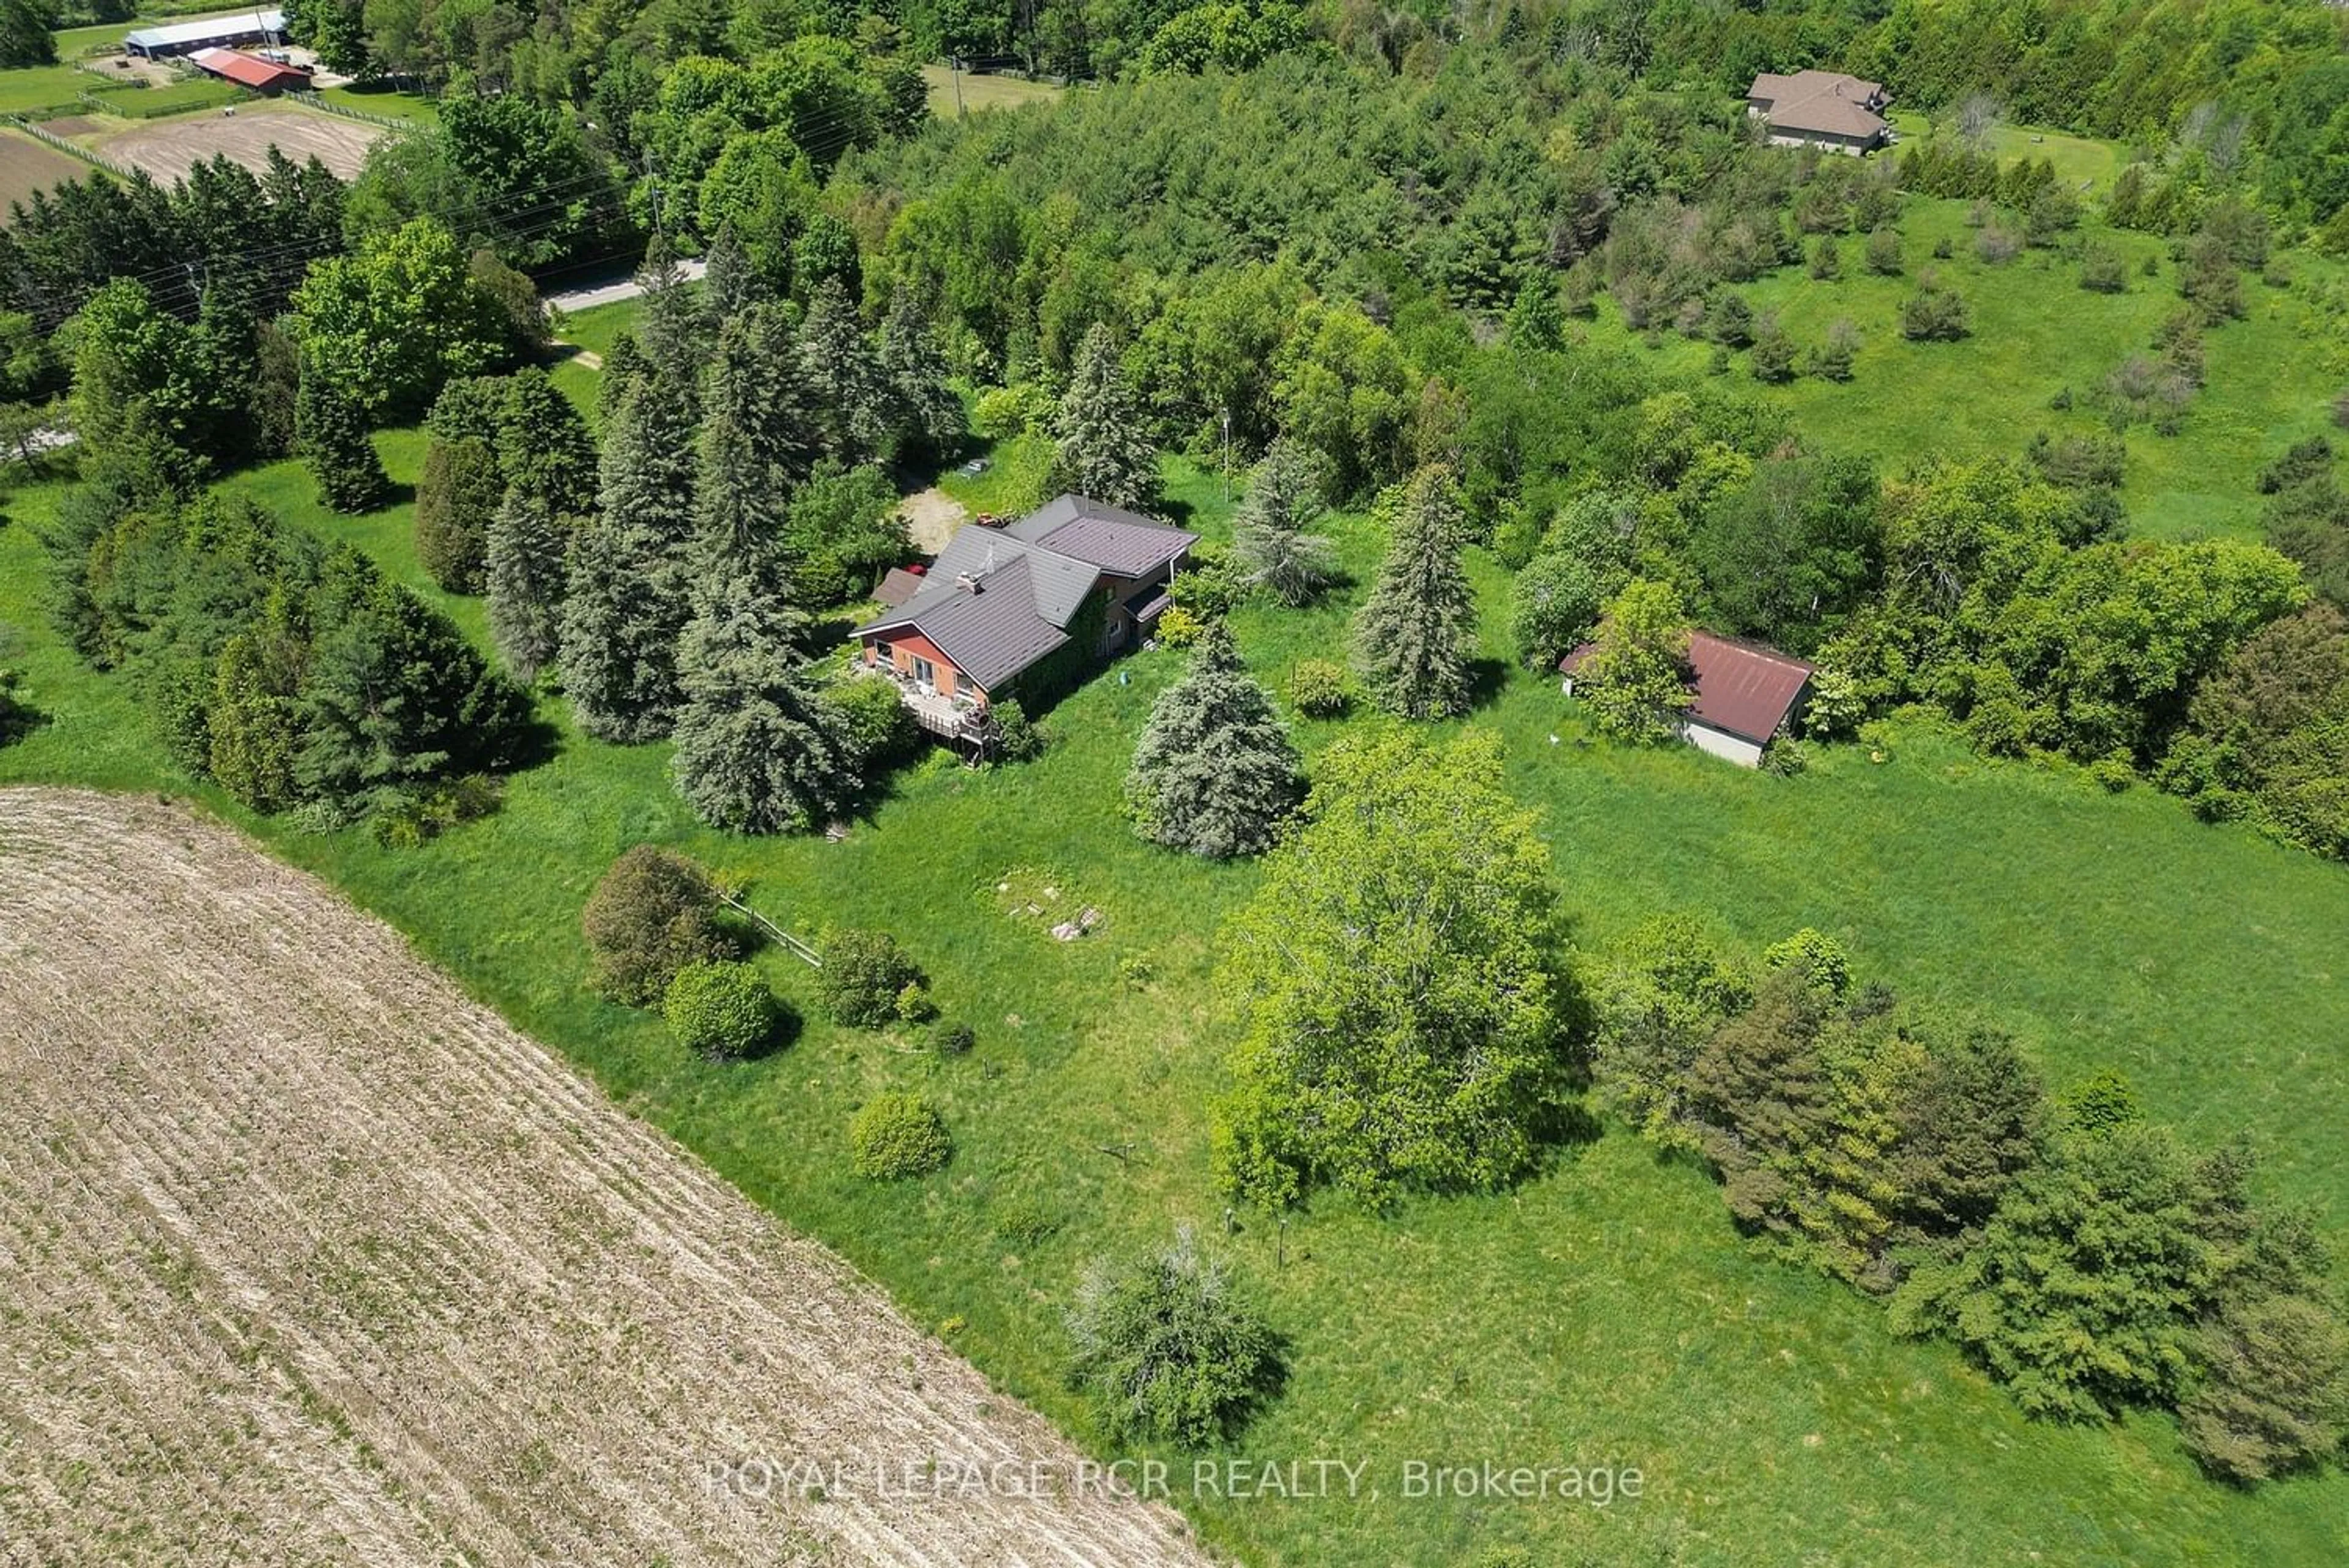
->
[1220, 406, 1231, 502]
[949, 53, 966, 119]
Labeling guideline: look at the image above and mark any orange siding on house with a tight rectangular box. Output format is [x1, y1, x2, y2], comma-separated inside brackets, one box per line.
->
[865, 630, 980, 700]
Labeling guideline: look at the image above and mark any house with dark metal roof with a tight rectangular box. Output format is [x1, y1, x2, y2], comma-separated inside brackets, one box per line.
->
[1559, 630, 1815, 768]
[850, 495, 1197, 745]
[1746, 70, 1893, 154]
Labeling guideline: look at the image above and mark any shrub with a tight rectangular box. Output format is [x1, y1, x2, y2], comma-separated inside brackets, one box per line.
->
[818, 928, 924, 1027]
[1287, 658, 1353, 716]
[1808, 236, 1841, 280]
[1931, 236, 1955, 259]
[664, 960, 782, 1060]
[0, 667, 34, 746]
[1156, 604, 1205, 648]
[895, 979, 936, 1024]
[850, 1091, 952, 1179]
[1749, 316, 1797, 383]
[827, 672, 919, 770]
[1901, 281, 1970, 341]
[2080, 242, 2127, 293]
[1066, 1231, 1283, 1445]
[2257, 437, 2333, 495]
[582, 845, 733, 1005]
[990, 696, 1047, 761]
[1808, 318, 1861, 382]
[1975, 224, 2022, 264]
[1864, 226, 1903, 275]
[936, 1020, 976, 1055]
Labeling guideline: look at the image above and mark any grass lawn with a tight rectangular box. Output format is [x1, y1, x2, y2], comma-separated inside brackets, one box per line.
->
[920, 62, 1064, 117]
[317, 82, 439, 124]
[1576, 193, 2346, 538]
[1887, 111, 2124, 191]
[4, 431, 2348, 1564]
[0, 62, 107, 115]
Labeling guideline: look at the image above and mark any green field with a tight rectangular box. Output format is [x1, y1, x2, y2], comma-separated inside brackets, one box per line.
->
[920, 62, 1064, 117]
[317, 82, 439, 123]
[1887, 111, 2123, 190]
[0, 62, 110, 115]
[3, 422, 2347, 1563]
[1577, 193, 2345, 538]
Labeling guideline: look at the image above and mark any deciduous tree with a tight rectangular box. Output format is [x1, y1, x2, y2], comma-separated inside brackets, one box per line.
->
[1214, 729, 1564, 1206]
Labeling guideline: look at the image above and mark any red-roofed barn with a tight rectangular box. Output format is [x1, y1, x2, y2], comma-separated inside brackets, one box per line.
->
[1559, 630, 1815, 768]
[189, 48, 310, 95]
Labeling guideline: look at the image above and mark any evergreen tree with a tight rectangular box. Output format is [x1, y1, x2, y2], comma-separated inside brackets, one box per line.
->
[598, 330, 648, 421]
[485, 491, 568, 683]
[297, 368, 389, 515]
[1505, 273, 1564, 351]
[1125, 620, 1304, 858]
[799, 277, 890, 464]
[414, 434, 502, 593]
[1353, 464, 1476, 718]
[1231, 439, 1337, 607]
[633, 234, 707, 406]
[701, 223, 764, 325]
[1052, 322, 1158, 510]
[878, 284, 964, 460]
[560, 376, 698, 741]
[498, 366, 598, 516]
[669, 573, 853, 834]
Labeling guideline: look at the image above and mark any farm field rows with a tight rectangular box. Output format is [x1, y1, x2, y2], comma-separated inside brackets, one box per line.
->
[0, 129, 95, 210]
[74, 100, 388, 181]
[0, 787, 1215, 1567]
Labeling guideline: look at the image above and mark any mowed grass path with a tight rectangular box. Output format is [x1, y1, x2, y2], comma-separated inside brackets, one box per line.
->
[3, 442, 2347, 1563]
[1581, 193, 2345, 538]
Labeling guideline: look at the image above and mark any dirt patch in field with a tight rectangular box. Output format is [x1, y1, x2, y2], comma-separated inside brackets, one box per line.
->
[0, 130, 94, 210]
[900, 486, 970, 554]
[0, 789, 1215, 1568]
[32, 114, 100, 136]
[94, 103, 387, 182]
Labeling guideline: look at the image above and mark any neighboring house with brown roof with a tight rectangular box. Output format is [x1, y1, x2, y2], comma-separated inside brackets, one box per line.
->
[1559, 630, 1816, 768]
[1746, 70, 1893, 154]
[851, 495, 1196, 745]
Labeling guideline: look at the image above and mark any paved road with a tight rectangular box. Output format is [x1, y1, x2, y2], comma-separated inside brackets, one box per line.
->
[544, 258, 707, 314]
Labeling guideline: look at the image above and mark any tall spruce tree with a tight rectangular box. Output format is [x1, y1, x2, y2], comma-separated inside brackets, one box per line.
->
[669, 572, 853, 834]
[297, 367, 389, 514]
[485, 490, 568, 683]
[1126, 620, 1304, 858]
[1231, 439, 1337, 607]
[1052, 322, 1157, 510]
[599, 330, 648, 421]
[878, 284, 964, 460]
[799, 277, 890, 464]
[559, 374, 699, 741]
[701, 224, 763, 325]
[634, 234, 708, 406]
[414, 434, 502, 593]
[498, 366, 598, 516]
[1353, 464, 1476, 717]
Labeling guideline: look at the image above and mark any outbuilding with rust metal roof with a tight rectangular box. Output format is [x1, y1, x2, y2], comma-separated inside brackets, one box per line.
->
[1559, 630, 1815, 767]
